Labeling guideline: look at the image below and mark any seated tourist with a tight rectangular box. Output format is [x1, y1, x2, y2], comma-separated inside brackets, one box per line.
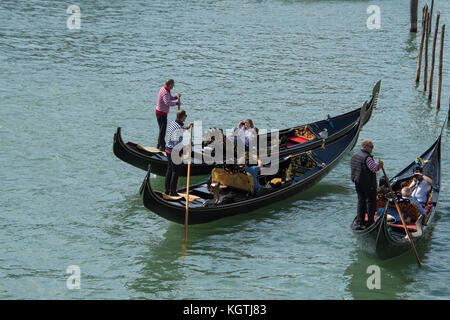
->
[377, 186, 426, 224]
[244, 119, 258, 150]
[377, 176, 390, 195]
[244, 119, 258, 133]
[375, 176, 390, 211]
[375, 180, 404, 222]
[408, 166, 433, 206]
[401, 187, 426, 218]
[234, 121, 246, 145]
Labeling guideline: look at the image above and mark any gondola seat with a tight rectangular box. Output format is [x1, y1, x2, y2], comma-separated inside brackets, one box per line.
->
[211, 168, 254, 193]
[398, 199, 421, 221]
[286, 136, 309, 148]
[293, 125, 316, 140]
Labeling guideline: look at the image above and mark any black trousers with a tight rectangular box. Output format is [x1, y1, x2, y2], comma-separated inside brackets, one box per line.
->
[355, 185, 377, 226]
[156, 113, 167, 151]
[165, 153, 183, 195]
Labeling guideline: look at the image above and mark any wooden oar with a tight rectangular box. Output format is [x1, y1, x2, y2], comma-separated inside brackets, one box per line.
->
[178, 96, 181, 111]
[381, 166, 422, 268]
[182, 126, 193, 250]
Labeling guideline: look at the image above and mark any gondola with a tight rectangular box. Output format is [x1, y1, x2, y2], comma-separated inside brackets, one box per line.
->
[140, 105, 366, 225]
[350, 125, 443, 260]
[113, 81, 381, 176]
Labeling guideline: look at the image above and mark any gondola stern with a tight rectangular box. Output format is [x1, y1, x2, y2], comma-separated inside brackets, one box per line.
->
[113, 127, 126, 157]
[360, 79, 381, 127]
[114, 127, 122, 144]
[371, 80, 381, 109]
[139, 164, 154, 196]
[373, 80, 381, 99]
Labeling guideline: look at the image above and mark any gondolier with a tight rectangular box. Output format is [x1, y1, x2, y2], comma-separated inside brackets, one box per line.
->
[165, 109, 193, 196]
[351, 140, 383, 230]
[156, 79, 181, 151]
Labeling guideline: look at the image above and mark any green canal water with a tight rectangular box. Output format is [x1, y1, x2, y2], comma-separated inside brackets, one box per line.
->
[0, 0, 449, 299]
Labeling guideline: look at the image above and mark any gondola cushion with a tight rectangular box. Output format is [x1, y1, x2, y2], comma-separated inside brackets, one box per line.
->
[294, 126, 316, 140]
[211, 168, 254, 193]
[387, 223, 418, 232]
[288, 137, 309, 144]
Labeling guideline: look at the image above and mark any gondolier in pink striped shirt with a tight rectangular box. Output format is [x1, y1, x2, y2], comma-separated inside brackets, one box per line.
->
[350, 140, 384, 229]
[155, 79, 181, 151]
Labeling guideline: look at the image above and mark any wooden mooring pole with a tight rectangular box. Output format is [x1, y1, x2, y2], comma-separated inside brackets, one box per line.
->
[437, 24, 445, 109]
[429, 0, 434, 35]
[448, 97, 450, 121]
[410, 0, 419, 32]
[429, 11, 440, 101]
[416, 5, 428, 83]
[423, 8, 430, 92]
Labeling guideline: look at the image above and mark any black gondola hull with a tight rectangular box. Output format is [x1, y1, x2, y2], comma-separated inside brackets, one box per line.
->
[142, 121, 362, 224]
[113, 129, 214, 176]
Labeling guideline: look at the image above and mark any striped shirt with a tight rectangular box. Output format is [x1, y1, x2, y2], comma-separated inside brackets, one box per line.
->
[156, 86, 178, 116]
[165, 120, 184, 153]
[366, 156, 380, 172]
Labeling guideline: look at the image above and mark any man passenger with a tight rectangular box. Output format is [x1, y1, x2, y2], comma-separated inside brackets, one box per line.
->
[409, 166, 433, 207]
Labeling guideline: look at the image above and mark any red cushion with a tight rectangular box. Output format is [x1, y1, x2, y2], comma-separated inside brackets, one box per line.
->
[288, 137, 309, 144]
[286, 142, 296, 148]
[387, 223, 417, 232]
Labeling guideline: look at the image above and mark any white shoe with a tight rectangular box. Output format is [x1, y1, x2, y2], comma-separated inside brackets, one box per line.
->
[411, 215, 423, 237]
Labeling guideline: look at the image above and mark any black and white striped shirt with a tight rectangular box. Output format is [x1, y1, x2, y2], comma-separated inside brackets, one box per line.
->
[165, 120, 184, 153]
